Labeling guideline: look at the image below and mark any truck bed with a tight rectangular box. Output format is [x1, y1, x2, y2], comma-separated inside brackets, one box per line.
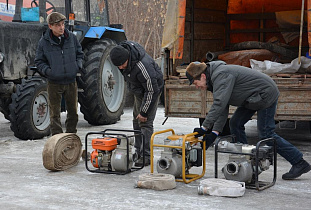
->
[165, 74, 311, 121]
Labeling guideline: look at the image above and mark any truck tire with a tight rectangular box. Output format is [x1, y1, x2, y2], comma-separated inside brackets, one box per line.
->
[77, 39, 126, 125]
[9, 77, 50, 140]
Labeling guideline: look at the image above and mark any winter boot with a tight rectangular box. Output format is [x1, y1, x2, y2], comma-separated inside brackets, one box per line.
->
[282, 159, 311, 180]
[134, 156, 150, 167]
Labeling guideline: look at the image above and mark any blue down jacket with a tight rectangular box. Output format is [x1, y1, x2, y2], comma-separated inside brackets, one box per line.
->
[35, 28, 83, 84]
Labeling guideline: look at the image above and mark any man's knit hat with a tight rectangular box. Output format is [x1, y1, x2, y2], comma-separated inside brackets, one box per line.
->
[110, 46, 130, 66]
[185, 62, 207, 85]
[47, 12, 66, 24]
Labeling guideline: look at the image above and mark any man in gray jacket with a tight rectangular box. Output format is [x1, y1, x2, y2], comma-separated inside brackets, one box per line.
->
[186, 61, 310, 180]
[35, 12, 84, 135]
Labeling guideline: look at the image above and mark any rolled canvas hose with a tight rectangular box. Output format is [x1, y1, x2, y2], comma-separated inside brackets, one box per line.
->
[198, 178, 245, 197]
[42, 133, 82, 171]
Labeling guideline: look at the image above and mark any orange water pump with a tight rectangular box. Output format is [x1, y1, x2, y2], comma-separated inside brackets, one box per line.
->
[85, 129, 145, 175]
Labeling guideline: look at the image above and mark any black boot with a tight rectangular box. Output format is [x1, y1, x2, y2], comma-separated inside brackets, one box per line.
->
[282, 159, 311, 180]
[134, 156, 150, 167]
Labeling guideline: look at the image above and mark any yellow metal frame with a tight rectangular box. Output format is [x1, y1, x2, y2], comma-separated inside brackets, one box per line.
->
[150, 129, 206, 184]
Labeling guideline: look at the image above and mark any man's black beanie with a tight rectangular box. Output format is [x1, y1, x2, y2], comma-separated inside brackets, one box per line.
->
[110, 46, 129, 66]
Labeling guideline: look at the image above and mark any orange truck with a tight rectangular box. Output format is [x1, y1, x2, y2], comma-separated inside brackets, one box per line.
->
[161, 0, 311, 129]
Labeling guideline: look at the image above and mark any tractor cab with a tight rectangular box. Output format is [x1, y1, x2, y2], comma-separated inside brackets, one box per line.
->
[0, 0, 127, 140]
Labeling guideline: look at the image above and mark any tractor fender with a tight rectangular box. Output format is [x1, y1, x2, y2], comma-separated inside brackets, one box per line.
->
[84, 26, 126, 44]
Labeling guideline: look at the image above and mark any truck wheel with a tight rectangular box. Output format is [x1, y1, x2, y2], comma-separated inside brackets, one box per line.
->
[9, 77, 50, 140]
[78, 39, 126, 125]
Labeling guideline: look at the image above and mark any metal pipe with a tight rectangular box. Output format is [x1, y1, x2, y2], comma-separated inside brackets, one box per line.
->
[299, 0, 305, 64]
[85, 0, 91, 23]
[39, 0, 47, 22]
[104, 0, 110, 25]
[65, 0, 72, 18]
[12, 0, 23, 21]
[190, 0, 194, 62]
[308, 0, 311, 56]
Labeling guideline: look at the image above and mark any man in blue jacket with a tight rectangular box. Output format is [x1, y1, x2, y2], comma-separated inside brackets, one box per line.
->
[186, 61, 310, 180]
[110, 41, 164, 166]
[35, 12, 84, 135]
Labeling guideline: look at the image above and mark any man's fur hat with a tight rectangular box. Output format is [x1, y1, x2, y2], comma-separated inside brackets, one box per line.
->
[47, 12, 66, 24]
[185, 62, 207, 84]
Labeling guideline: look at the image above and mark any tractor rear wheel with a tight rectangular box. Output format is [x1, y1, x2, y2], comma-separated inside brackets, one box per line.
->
[77, 39, 126, 125]
[9, 77, 50, 140]
[0, 98, 11, 121]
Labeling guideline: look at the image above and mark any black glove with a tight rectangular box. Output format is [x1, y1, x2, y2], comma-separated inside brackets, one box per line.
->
[202, 132, 218, 150]
[193, 127, 209, 137]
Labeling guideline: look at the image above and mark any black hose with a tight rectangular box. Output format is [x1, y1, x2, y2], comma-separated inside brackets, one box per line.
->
[206, 51, 229, 61]
[231, 41, 297, 59]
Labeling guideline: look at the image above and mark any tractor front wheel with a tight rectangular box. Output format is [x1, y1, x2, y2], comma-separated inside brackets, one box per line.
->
[9, 77, 50, 140]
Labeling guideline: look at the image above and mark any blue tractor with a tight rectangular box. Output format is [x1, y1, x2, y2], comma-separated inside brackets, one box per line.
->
[0, 0, 127, 139]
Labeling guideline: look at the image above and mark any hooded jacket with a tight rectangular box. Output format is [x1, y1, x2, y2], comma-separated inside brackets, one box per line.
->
[202, 61, 280, 132]
[118, 41, 164, 117]
[35, 28, 83, 84]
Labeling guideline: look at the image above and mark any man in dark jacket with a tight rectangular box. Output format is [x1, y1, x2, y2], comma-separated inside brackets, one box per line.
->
[110, 41, 164, 166]
[186, 61, 310, 180]
[35, 12, 84, 135]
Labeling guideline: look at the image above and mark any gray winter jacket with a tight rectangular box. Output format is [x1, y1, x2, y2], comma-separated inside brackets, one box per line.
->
[202, 61, 279, 132]
[119, 41, 164, 117]
[35, 28, 84, 84]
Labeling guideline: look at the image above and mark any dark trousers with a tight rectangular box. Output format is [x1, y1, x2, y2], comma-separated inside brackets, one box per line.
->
[229, 101, 303, 165]
[47, 81, 78, 135]
[133, 93, 160, 157]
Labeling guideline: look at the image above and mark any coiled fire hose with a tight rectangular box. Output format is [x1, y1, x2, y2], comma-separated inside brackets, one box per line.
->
[42, 133, 82, 171]
[198, 178, 245, 197]
[135, 173, 176, 190]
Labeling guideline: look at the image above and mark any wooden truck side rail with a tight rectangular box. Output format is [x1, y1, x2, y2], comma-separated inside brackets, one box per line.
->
[165, 74, 311, 121]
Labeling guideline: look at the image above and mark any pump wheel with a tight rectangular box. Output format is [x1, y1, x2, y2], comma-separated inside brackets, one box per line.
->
[77, 39, 126, 125]
[9, 77, 50, 140]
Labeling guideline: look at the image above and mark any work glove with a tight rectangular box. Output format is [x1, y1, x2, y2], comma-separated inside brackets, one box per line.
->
[193, 127, 209, 137]
[202, 132, 218, 150]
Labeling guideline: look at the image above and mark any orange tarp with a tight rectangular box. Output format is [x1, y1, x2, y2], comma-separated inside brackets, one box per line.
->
[228, 0, 309, 48]
[228, 0, 306, 14]
[162, 0, 310, 59]
[308, 0, 311, 54]
[161, 0, 186, 60]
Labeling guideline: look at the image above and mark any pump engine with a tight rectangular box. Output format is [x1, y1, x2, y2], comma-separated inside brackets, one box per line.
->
[218, 141, 274, 184]
[90, 136, 134, 172]
[156, 137, 203, 178]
